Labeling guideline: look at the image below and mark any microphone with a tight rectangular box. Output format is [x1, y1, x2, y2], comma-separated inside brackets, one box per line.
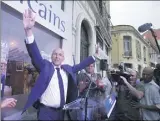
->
[138, 23, 152, 33]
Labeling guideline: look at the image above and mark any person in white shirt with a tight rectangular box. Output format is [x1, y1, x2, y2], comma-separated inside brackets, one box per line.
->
[138, 67, 160, 120]
[22, 9, 96, 120]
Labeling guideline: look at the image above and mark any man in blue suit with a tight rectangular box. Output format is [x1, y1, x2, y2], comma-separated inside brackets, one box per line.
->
[22, 9, 95, 120]
[1, 74, 5, 97]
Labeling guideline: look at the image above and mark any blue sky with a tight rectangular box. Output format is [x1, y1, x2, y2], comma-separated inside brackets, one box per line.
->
[110, 1, 160, 30]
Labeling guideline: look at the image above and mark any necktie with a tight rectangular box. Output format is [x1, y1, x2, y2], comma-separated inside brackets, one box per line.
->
[56, 68, 65, 107]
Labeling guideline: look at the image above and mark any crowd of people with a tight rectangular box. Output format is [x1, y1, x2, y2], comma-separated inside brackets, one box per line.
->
[108, 67, 160, 121]
[1, 9, 160, 121]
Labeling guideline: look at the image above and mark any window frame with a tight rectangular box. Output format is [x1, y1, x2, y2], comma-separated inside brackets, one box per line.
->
[123, 36, 132, 57]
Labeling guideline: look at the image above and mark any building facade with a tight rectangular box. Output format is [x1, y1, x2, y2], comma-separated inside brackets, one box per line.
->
[143, 29, 160, 66]
[72, 1, 112, 75]
[1, 1, 111, 95]
[111, 25, 150, 77]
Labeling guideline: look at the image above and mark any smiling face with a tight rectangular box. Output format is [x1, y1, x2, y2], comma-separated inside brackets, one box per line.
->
[51, 48, 64, 66]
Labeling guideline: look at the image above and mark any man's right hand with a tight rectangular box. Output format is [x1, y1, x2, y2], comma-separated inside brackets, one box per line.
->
[23, 9, 36, 36]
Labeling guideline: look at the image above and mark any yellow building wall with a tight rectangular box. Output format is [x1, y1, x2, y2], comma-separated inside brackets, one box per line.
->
[111, 30, 150, 75]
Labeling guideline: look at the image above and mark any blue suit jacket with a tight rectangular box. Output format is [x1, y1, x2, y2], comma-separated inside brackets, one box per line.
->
[1, 74, 5, 97]
[22, 41, 95, 113]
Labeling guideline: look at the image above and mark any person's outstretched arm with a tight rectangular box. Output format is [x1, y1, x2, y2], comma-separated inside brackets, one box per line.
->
[23, 9, 44, 70]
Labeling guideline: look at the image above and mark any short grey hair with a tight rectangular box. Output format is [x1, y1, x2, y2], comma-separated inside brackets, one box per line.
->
[126, 68, 138, 78]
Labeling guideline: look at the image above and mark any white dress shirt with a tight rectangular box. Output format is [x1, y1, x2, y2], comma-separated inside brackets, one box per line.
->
[26, 35, 68, 108]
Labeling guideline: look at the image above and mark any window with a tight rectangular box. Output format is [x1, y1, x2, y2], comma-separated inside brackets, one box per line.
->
[136, 40, 141, 59]
[96, 37, 103, 50]
[1, 4, 61, 95]
[99, 0, 103, 16]
[96, 26, 103, 50]
[123, 36, 132, 56]
[94, 1, 100, 10]
[61, 0, 65, 11]
[124, 63, 132, 68]
[105, 45, 108, 55]
[149, 48, 152, 59]
[143, 46, 147, 62]
[80, 22, 89, 62]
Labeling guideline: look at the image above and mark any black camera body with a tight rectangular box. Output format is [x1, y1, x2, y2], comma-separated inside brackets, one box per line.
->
[110, 63, 131, 85]
[110, 70, 131, 85]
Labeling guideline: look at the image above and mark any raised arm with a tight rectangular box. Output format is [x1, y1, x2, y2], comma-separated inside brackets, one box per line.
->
[23, 9, 44, 70]
[72, 56, 95, 73]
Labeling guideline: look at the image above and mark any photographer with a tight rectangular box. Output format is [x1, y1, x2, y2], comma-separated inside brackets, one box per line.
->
[115, 69, 144, 120]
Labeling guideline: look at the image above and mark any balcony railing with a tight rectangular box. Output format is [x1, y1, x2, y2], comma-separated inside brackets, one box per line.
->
[89, 1, 112, 45]
[124, 51, 132, 57]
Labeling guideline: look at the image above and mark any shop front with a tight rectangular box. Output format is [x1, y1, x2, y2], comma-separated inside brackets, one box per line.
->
[1, 1, 72, 96]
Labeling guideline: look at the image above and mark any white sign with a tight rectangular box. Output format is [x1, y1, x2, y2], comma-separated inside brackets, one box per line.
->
[2, 1, 71, 40]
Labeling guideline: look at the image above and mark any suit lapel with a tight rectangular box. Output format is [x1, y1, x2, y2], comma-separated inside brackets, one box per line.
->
[61, 65, 70, 73]
[61, 65, 74, 83]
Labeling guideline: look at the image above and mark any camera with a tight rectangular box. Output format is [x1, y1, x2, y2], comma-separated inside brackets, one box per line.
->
[110, 63, 131, 85]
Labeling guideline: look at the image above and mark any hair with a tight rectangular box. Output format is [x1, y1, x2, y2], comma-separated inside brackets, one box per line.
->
[127, 68, 138, 78]
[52, 48, 64, 56]
[85, 63, 95, 72]
[143, 67, 154, 76]
[87, 63, 95, 67]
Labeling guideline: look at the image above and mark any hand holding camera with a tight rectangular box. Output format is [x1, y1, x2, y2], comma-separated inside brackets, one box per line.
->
[120, 76, 128, 85]
[109, 62, 131, 85]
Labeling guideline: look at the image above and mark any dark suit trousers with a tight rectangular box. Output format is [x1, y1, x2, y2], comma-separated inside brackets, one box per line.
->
[37, 104, 64, 121]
